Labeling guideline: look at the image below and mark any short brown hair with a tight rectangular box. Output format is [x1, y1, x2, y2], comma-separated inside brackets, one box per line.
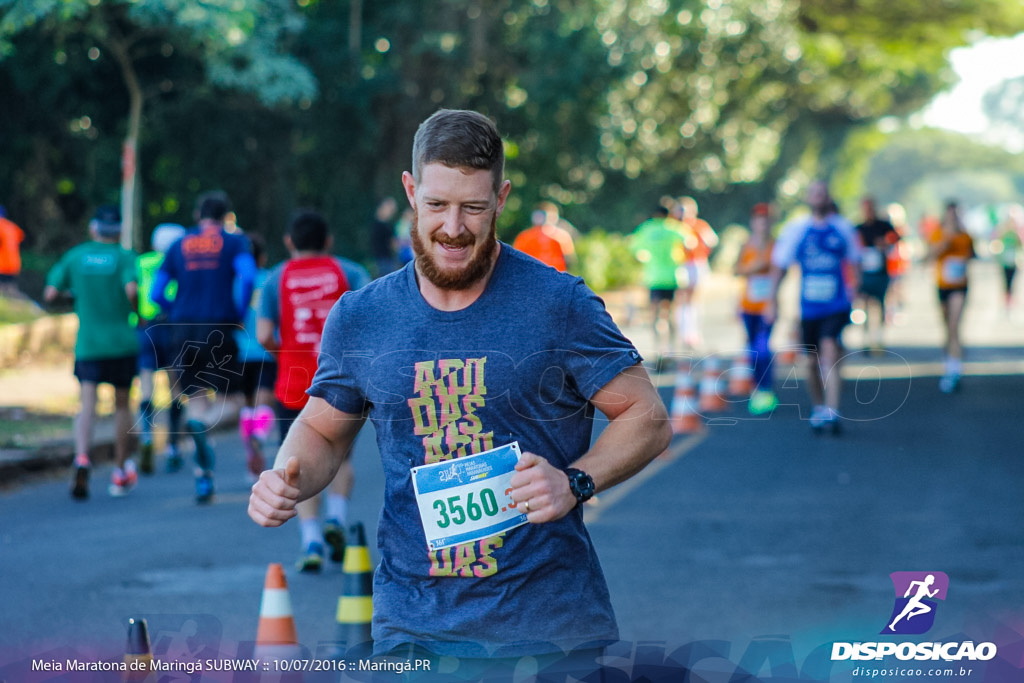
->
[411, 109, 505, 194]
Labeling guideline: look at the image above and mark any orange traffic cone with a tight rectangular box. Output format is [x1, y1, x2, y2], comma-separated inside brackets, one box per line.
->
[727, 353, 755, 397]
[255, 563, 300, 660]
[123, 617, 155, 682]
[333, 522, 374, 658]
[670, 362, 702, 434]
[698, 356, 727, 413]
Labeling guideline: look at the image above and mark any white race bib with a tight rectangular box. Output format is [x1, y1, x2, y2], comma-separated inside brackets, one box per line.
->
[746, 275, 773, 303]
[411, 442, 528, 551]
[860, 247, 884, 273]
[802, 274, 838, 303]
[942, 258, 967, 285]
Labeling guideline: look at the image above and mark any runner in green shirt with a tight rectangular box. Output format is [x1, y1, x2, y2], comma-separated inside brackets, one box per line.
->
[45, 206, 140, 500]
[630, 206, 686, 350]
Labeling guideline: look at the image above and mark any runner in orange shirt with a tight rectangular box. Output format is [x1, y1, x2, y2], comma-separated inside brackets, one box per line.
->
[733, 203, 777, 414]
[512, 205, 576, 272]
[672, 196, 718, 347]
[0, 206, 25, 296]
[929, 201, 976, 393]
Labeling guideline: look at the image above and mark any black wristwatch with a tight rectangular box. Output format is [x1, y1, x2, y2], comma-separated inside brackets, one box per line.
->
[564, 468, 596, 506]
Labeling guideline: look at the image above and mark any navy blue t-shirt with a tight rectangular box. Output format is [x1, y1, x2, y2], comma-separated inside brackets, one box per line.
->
[157, 226, 252, 323]
[309, 244, 641, 657]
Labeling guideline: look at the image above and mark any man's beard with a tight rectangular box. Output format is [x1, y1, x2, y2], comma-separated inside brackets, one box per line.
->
[411, 211, 498, 291]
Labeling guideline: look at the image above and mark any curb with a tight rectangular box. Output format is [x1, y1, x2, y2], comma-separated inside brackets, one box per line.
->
[0, 416, 122, 486]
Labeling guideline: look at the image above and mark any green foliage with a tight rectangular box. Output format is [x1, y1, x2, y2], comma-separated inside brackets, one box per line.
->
[0, 0, 316, 250]
[1, 0, 1023, 270]
[0, 296, 43, 325]
[575, 229, 642, 292]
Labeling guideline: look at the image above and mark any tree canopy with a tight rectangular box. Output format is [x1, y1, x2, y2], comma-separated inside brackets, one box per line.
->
[1, 0, 1022, 267]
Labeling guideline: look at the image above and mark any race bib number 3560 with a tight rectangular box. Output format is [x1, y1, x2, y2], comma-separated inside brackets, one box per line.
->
[411, 442, 528, 551]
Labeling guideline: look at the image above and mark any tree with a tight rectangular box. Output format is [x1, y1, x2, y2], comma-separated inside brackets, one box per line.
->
[3, 0, 1023, 267]
[591, 0, 1024, 219]
[857, 127, 1024, 221]
[982, 75, 1024, 152]
[0, 0, 316, 249]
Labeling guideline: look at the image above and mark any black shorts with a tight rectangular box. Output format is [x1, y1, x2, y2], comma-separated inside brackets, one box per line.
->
[858, 272, 890, 304]
[1003, 266, 1017, 293]
[74, 355, 138, 388]
[276, 404, 302, 443]
[801, 309, 851, 350]
[137, 320, 176, 371]
[241, 359, 277, 397]
[937, 287, 967, 304]
[649, 288, 676, 304]
[168, 323, 243, 396]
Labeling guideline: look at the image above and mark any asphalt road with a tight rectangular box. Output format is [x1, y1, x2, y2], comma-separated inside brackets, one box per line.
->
[2, 261, 1023, 682]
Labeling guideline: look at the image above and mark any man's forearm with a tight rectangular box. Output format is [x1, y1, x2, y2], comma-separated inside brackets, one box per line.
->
[273, 415, 349, 503]
[573, 400, 670, 494]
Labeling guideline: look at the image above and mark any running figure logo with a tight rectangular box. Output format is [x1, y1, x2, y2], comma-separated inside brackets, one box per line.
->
[882, 571, 949, 635]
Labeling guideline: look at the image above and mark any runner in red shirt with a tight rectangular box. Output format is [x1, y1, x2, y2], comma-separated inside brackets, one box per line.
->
[257, 209, 357, 572]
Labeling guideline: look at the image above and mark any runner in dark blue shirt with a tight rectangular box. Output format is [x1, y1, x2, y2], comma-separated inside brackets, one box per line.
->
[153, 191, 257, 502]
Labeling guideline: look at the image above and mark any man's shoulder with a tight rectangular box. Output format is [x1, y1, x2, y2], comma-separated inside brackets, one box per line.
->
[264, 260, 286, 285]
[343, 263, 406, 302]
[336, 256, 371, 289]
[829, 215, 858, 241]
[223, 230, 250, 251]
[500, 244, 583, 298]
[515, 225, 542, 238]
[504, 241, 572, 272]
[780, 214, 814, 237]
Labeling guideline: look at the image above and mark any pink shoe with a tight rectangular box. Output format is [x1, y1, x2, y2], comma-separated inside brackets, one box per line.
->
[239, 407, 254, 441]
[251, 405, 275, 441]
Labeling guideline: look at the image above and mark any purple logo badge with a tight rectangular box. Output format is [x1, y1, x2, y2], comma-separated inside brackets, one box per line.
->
[882, 571, 949, 635]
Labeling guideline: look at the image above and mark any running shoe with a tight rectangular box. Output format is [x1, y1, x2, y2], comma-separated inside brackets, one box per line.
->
[139, 441, 155, 475]
[244, 434, 265, 482]
[748, 390, 779, 416]
[323, 520, 347, 563]
[239, 407, 254, 442]
[811, 407, 842, 436]
[109, 467, 139, 497]
[808, 405, 829, 432]
[186, 419, 216, 471]
[297, 542, 325, 573]
[826, 412, 842, 436]
[939, 373, 959, 394]
[165, 445, 184, 473]
[70, 454, 90, 500]
[195, 470, 215, 504]
[251, 405, 275, 441]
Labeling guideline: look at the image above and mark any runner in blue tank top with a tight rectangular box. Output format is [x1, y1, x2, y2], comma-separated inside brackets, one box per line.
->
[765, 180, 860, 434]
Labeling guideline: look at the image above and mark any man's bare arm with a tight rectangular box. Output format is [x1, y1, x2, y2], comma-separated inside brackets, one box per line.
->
[510, 362, 671, 523]
[248, 396, 365, 527]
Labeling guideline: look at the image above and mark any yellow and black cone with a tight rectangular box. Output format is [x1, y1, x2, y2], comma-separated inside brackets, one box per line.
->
[123, 617, 154, 681]
[333, 522, 373, 659]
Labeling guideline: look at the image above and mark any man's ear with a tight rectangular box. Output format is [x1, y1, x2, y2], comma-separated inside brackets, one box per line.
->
[401, 171, 417, 210]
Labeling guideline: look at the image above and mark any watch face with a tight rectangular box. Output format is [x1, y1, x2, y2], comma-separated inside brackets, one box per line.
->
[569, 469, 595, 501]
[580, 477, 595, 497]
